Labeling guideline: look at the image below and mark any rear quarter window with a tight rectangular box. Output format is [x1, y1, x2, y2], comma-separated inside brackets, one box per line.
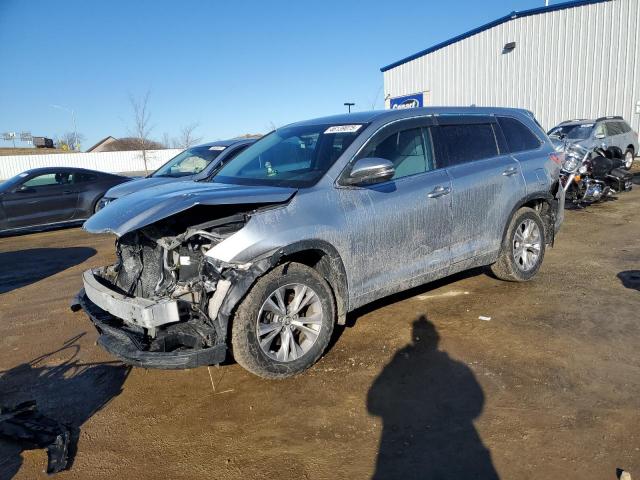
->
[433, 124, 498, 167]
[497, 117, 542, 153]
[73, 172, 98, 183]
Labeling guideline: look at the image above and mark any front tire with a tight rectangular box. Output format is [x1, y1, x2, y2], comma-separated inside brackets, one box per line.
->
[490, 207, 546, 282]
[623, 148, 634, 170]
[231, 262, 335, 379]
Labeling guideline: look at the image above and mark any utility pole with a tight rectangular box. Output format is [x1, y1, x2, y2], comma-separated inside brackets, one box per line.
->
[344, 102, 355, 113]
[51, 104, 79, 150]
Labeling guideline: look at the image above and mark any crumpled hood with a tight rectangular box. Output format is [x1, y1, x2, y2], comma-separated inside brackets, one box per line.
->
[84, 181, 297, 237]
[104, 176, 194, 199]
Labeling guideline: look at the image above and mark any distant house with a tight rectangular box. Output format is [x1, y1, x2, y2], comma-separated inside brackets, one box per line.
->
[86, 136, 118, 152]
[86, 136, 165, 152]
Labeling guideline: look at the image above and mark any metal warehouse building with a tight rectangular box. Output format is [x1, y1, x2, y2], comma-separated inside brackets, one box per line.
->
[381, 0, 640, 132]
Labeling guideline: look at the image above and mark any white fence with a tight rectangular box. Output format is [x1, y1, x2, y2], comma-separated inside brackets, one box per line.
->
[0, 149, 183, 179]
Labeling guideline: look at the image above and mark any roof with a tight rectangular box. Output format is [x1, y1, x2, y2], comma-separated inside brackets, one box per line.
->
[288, 106, 534, 129]
[557, 115, 625, 126]
[289, 110, 391, 127]
[22, 166, 119, 175]
[380, 0, 612, 72]
[85, 136, 117, 152]
[196, 138, 257, 148]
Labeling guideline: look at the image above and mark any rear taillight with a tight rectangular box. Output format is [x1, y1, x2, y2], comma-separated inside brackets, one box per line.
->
[550, 152, 564, 165]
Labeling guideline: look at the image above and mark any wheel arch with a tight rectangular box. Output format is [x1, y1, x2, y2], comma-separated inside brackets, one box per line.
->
[501, 191, 556, 247]
[276, 240, 349, 325]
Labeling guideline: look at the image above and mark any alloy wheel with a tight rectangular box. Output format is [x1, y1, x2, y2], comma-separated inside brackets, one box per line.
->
[625, 151, 634, 169]
[257, 283, 323, 362]
[512, 219, 542, 272]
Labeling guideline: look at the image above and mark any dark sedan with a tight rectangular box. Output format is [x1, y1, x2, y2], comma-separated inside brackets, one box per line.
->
[0, 167, 130, 235]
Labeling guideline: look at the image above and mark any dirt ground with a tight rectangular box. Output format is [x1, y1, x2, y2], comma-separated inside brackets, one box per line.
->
[1, 181, 639, 479]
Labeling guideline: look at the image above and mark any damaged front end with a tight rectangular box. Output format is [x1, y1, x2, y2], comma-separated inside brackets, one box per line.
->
[72, 184, 294, 369]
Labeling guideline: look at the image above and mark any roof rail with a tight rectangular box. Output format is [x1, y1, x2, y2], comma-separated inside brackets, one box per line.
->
[595, 115, 623, 122]
[559, 119, 589, 124]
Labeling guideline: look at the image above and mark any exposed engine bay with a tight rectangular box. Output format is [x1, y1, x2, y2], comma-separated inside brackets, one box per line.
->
[73, 205, 283, 369]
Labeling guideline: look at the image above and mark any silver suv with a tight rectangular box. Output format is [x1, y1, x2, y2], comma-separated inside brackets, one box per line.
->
[74, 107, 564, 379]
[548, 116, 638, 169]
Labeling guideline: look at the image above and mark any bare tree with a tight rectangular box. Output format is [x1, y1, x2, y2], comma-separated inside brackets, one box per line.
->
[174, 123, 202, 149]
[56, 131, 85, 151]
[161, 132, 171, 149]
[128, 90, 154, 172]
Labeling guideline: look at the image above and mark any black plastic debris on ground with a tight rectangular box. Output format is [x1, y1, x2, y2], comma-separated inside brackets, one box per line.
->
[0, 401, 70, 475]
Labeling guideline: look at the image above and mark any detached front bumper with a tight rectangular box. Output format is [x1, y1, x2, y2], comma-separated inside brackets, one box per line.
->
[73, 270, 226, 369]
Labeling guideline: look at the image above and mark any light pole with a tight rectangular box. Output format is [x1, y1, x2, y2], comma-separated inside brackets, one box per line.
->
[344, 102, 355, 113]
[51, 104, 78, 150]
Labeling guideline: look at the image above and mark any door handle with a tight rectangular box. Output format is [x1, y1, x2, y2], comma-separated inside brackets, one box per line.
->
[427, 185, 451, 198]
[502, 166, 518, 176]
[63, 190, 75, 195]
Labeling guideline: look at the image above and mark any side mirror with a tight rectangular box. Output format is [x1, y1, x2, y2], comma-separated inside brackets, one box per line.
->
[16, 185, 35, 193]
[345, 157, 395, 185]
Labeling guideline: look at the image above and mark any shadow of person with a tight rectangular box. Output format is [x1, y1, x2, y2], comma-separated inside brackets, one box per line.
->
[618, 270, 640, 291]
[0, 247, 96, 294]
[367, 316, 498, 480]
[0, 333, 130, 478]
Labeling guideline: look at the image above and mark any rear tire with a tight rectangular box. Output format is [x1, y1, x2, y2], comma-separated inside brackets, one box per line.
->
[231, 262, 335, 379]
[93, 196, 103, 214]
[490, 207, 546, 282]
[623, 148, 634, 170]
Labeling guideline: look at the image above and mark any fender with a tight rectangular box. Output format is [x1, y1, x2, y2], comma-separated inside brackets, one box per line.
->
[212, 238, 350, 344]
[278, 239, 349, 325]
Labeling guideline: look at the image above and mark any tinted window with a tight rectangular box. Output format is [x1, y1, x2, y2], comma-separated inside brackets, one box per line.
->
[73, 172, 98, 183]
[618, 121, 631, 133]
[358, 127, 432, 180]
[605, 122, 622, 136]
[23, 172, 71, 187]
[433, 124, 498, 167]
[498, 117, 541, 153]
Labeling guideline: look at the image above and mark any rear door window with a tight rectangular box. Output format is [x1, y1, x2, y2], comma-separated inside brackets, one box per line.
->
[432, 123, 499, 168]
[618, 121, 631, 133]
[497, 117, 541, 153]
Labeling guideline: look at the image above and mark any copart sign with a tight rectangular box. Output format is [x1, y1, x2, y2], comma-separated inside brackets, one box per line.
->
[390, 93, 423, 109]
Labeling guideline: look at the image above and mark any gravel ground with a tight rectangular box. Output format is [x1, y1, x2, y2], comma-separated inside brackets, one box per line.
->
[1, 176, 639, 479]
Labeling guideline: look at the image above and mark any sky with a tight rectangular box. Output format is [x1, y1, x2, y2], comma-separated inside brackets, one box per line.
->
[0, 0, 553, 150]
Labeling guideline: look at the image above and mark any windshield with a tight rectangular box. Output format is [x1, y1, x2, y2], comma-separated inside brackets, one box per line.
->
[152, 146, 224, 178]
[548, 124, 594, 140]
[0, 172, 30, 191]
[213, 123, 365, 188]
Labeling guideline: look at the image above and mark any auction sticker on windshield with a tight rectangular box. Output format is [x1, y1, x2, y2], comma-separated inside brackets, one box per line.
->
[209, 146, 226, 151]
[324, 125, 363, 134]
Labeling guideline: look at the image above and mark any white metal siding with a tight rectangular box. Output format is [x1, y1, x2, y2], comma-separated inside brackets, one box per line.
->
[383, 0, 640, 132]
[0, 149, 183, 179]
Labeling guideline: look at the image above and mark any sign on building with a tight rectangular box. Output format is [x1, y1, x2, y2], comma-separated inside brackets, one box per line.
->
[389, 92, 427, 109]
